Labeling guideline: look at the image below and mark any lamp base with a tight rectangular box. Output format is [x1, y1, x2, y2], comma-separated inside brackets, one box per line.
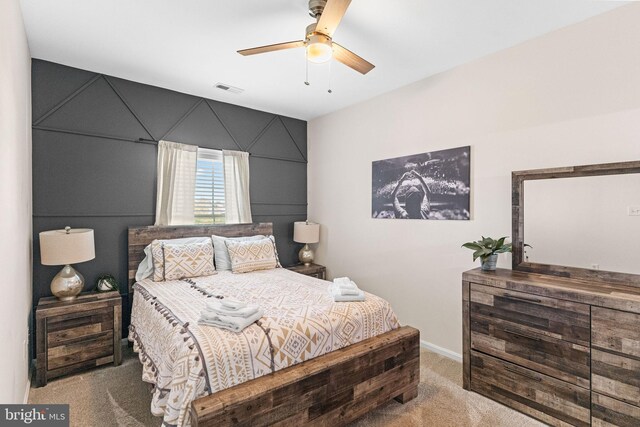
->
[51, 265, 84, 301]
[298, 244, 314, 266]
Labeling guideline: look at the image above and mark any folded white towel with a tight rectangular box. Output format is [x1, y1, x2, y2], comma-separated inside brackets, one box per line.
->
[333, 277, 353, 286]
[201, 302, 260, 318]
[335, 282, 358, 290]
[330, 285, 361, 296]
[198, 309, 264, 333]
[332, 290, 366, 302]
[206, 297, 246, 312]
[329, 283, 365, 302]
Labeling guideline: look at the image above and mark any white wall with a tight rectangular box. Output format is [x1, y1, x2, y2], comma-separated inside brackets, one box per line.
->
[0, 0, 32, 403]
[308, 4, 640, 356]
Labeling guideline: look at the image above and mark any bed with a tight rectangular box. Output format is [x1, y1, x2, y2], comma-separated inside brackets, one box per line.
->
[128, 223, 419, 427]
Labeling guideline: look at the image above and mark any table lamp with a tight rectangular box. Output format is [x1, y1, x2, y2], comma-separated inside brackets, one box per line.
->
[39, 226, 95, 301]
[293, 221, 320, 266]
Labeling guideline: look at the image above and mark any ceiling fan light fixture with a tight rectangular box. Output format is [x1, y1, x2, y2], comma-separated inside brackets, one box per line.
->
[306, 34, 333, 63]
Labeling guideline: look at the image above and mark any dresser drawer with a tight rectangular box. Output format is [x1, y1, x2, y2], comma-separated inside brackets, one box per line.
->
[470, 283, 590, 387]
[592, 307, 640, 359]
[592, 349, 640, 407]
[471, 350, 591, 427]
[592, 392, 640, 427]
[592, 307, 640, 407]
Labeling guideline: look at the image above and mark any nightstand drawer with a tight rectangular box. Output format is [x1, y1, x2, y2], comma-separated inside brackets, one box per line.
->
[306, 272, 323, 279]
[47, 306, 114, 342]
[48, 331, 114, 370]
[286, 263, 326, 280]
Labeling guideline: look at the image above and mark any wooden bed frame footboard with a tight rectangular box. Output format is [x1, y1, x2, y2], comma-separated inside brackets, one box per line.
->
[191, 326, 420, 426]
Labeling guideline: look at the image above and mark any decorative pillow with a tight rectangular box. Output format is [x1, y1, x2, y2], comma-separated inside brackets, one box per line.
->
[225, 238, 278, 274]
[162, 240, 216, 280]
[148, 237, 212, 282]
[212, 235, 265, 271]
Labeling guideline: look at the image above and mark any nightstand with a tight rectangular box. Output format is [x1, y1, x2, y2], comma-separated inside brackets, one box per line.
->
[286, 263, 326, 280]
[35, 291, 122, 387]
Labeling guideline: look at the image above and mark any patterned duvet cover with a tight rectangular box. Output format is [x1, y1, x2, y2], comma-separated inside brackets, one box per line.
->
[129, 268, 399, 426]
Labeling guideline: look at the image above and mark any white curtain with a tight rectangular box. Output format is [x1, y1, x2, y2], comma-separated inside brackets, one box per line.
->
[154, 140, 198, 225]
[223, 150, 252, 224]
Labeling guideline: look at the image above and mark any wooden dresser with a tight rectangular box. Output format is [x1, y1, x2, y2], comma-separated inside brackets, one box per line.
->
[463, 268, 640, 427]
[36, 292, 122, 387]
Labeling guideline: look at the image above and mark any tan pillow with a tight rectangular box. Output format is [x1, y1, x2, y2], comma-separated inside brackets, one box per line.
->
[163, 241, 217, 280]
[226, 238, 278, 274]
[149, 237, 212, 281]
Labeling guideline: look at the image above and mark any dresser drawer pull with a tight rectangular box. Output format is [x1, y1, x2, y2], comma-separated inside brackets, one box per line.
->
[504, 366, 542, 382]
[505, 329, 541, 342]
[504, 294, 542, 304]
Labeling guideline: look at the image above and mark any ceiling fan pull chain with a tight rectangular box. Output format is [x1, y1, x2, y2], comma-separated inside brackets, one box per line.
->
[304, 49, 310, 86]
[328, 59, 333, 94]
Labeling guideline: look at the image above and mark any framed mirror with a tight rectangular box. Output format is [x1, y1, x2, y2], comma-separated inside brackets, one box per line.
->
[512, 160, 640, 287]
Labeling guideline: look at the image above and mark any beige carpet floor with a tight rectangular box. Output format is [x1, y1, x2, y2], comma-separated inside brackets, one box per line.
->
[29, 346, 544, 427]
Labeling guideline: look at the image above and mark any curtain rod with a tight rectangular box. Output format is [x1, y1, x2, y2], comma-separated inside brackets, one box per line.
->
[137, 138, 158, 145]
[137, 138, 251, 156]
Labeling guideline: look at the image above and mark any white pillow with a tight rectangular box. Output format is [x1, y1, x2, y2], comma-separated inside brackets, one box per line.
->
[211, 235, 265, 271]
[135, 236, 212, 281]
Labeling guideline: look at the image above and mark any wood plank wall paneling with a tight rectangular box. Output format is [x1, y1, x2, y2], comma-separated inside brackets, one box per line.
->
[31, 59, 308, 342]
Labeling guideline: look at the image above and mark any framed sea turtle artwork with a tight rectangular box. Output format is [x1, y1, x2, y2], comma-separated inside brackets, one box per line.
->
[372, 146, 470, 220]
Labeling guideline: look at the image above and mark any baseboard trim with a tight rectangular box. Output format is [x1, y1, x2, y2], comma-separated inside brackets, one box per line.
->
[23, 379, 30, 404]
[420, 340, 462, 363]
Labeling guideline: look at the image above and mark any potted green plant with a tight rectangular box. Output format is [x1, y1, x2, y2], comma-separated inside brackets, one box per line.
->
[462, 236, 512, 271]
[95, 274, 119, 292]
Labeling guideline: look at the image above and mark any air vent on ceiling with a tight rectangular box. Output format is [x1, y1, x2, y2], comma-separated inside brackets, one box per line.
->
[214, 83, 244, 94]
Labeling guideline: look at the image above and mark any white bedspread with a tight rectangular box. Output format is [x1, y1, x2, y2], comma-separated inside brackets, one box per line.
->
[129, 268, 399, 426]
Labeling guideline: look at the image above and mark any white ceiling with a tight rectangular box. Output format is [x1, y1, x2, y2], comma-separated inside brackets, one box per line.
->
[20, 0, 626, 120]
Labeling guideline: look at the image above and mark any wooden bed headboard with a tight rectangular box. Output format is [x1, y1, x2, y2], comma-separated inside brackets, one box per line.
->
[127, 222, 273, 293]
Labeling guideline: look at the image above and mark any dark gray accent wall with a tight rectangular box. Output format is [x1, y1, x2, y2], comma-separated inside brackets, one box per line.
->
[32, 59, 307, 334]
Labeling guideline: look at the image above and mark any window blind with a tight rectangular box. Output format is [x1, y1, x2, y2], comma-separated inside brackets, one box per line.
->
[195, 148, 226, 224]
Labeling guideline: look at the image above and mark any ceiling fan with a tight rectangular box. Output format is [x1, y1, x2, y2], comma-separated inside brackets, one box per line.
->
[238, 0, 374, 75]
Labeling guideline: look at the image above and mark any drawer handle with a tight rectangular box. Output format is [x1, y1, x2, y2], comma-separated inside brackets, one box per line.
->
[504, 366, 542, 382]
[504, 294, 542, 304]
[504, 328, 542, 342]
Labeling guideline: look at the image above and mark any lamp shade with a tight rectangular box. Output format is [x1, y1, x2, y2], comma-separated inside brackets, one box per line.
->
[40, 228, 95, 266]
[293, 221, 320, 244]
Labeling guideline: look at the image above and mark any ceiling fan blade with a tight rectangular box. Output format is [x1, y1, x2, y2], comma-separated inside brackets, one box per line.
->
[238, 40, 305, 56]
[316, 0, 352, 37]
[333, 43, 374, 75]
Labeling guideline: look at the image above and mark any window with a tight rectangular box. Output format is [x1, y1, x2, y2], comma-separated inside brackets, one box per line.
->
[155, 141, 251, 226]
[194, 148, 226, 224]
